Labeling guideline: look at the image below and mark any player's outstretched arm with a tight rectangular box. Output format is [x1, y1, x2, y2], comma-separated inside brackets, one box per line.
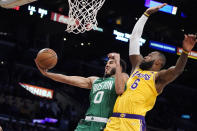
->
[108, 53, 129, 95]
[35, 60, 97, 89]
[156, 34, 197, 93]
[129, 3, 167, 73]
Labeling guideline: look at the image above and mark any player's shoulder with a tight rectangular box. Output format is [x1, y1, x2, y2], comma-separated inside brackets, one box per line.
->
[88, 76, 99, 83]
[122, 72, 129, 78]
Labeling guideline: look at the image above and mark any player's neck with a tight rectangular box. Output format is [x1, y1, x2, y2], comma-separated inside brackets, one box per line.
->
[103, 74, 114, 78]
[111, 74, 115, 78]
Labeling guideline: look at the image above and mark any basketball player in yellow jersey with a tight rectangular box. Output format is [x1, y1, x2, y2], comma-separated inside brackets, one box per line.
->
[104, 3, 197, 131]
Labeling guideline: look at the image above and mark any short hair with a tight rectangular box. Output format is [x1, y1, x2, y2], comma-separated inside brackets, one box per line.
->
[157, 52, 166, 68]
[120, 58, 127, 73]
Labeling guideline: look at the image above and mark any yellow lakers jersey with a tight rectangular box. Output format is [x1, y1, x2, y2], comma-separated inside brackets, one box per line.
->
[113, 68, 158, 116]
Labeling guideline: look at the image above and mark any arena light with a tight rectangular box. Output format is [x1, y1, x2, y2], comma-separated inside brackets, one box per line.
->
[45, 118, 58, 123]
[181, 114, 190, 119]
[113, 30, 128, 42]
[12, 6, 20, 10]
[139, 38, 146, 46]
[51, 12, 79, 26]
[33, 119, 45, 124]
[19, 83, 54, 99]
[28, 5, 36, 15]
[33, 118, 58, 124]
[149, 41, 176, 53]
[0, 32, 8, 36]
[28, 5, 48, 18]
[145, 0, 178, 15]
[92, 26, 103, 32]
[7, 5, 48, 18]
[51, 12, 103, 32]
[38, 8, 48, 18]
[177, 48, 197, 60]
[113, 30, 146, 46]
[181, 12, 187, 18]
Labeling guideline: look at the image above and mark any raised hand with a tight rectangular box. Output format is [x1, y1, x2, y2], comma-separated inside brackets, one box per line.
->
[183, 34, 197, 52]
[145, 3, 167, 15]
[108, 53, 120, 64]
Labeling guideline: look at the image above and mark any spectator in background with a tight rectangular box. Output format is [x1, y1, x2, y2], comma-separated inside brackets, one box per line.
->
[1, 97, 11, 115]
[10, 101, 19, 118]
[51, 99, 60, 117]
[20, 101, 31, 119]
[39, 100, 45, 109]
[56, 102, 63, 118]
[70, 106, 77, 120]
[46, 102, 54, 117]
[0, 94, 4, 114]
[40, 103, 48, 118]
[59, 115, 69, 131]
[63, 105, 71, 121]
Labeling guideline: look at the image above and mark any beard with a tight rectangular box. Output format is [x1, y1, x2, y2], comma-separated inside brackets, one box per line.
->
[139, 60, 155, 70]
[104, 68, 116, 78]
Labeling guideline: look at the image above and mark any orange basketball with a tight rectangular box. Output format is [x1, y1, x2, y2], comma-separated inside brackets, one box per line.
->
[35, 48, 58, 69]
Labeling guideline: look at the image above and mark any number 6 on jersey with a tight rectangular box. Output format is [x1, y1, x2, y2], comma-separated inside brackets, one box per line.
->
[131, 79, 140, 89]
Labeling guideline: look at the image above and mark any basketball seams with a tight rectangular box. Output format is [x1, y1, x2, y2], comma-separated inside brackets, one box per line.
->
[36, 48, 57, 69]
[37, 55, 57, 63]
[39, 50, 56, 56]
[36, 55, 57, 69]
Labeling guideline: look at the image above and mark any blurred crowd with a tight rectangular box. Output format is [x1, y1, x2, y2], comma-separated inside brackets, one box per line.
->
[0, 120, 55, 131]
[0, 83, 80, 131]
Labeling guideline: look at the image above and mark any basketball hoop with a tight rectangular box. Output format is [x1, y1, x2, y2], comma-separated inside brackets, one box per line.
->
[0, 0, 36, 8]
[66, 0, 105, 34]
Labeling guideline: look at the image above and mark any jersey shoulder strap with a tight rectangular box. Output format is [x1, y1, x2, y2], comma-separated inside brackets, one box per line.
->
[92, 77, 100, 85]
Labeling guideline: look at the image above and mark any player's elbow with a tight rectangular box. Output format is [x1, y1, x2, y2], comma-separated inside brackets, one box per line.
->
[179, 69, 184, 74]
[175, 67, 184, 75]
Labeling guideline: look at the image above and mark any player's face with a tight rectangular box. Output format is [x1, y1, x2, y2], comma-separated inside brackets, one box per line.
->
[143, 52, 159, 62]
[139, 52, 158, 70]
[105, 59, 116, 76]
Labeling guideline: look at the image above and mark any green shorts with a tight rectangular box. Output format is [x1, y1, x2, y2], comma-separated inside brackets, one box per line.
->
[75, 119, 106, 131]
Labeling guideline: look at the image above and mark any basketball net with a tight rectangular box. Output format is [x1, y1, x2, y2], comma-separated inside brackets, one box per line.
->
[66, 0, 105, 34]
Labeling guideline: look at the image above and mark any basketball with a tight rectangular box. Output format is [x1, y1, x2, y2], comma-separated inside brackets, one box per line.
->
[35, 48, 58, 69]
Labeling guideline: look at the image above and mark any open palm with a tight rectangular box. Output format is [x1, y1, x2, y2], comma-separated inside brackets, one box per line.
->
[145, 3, 167, 15]
[183, 34, 197, 52]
